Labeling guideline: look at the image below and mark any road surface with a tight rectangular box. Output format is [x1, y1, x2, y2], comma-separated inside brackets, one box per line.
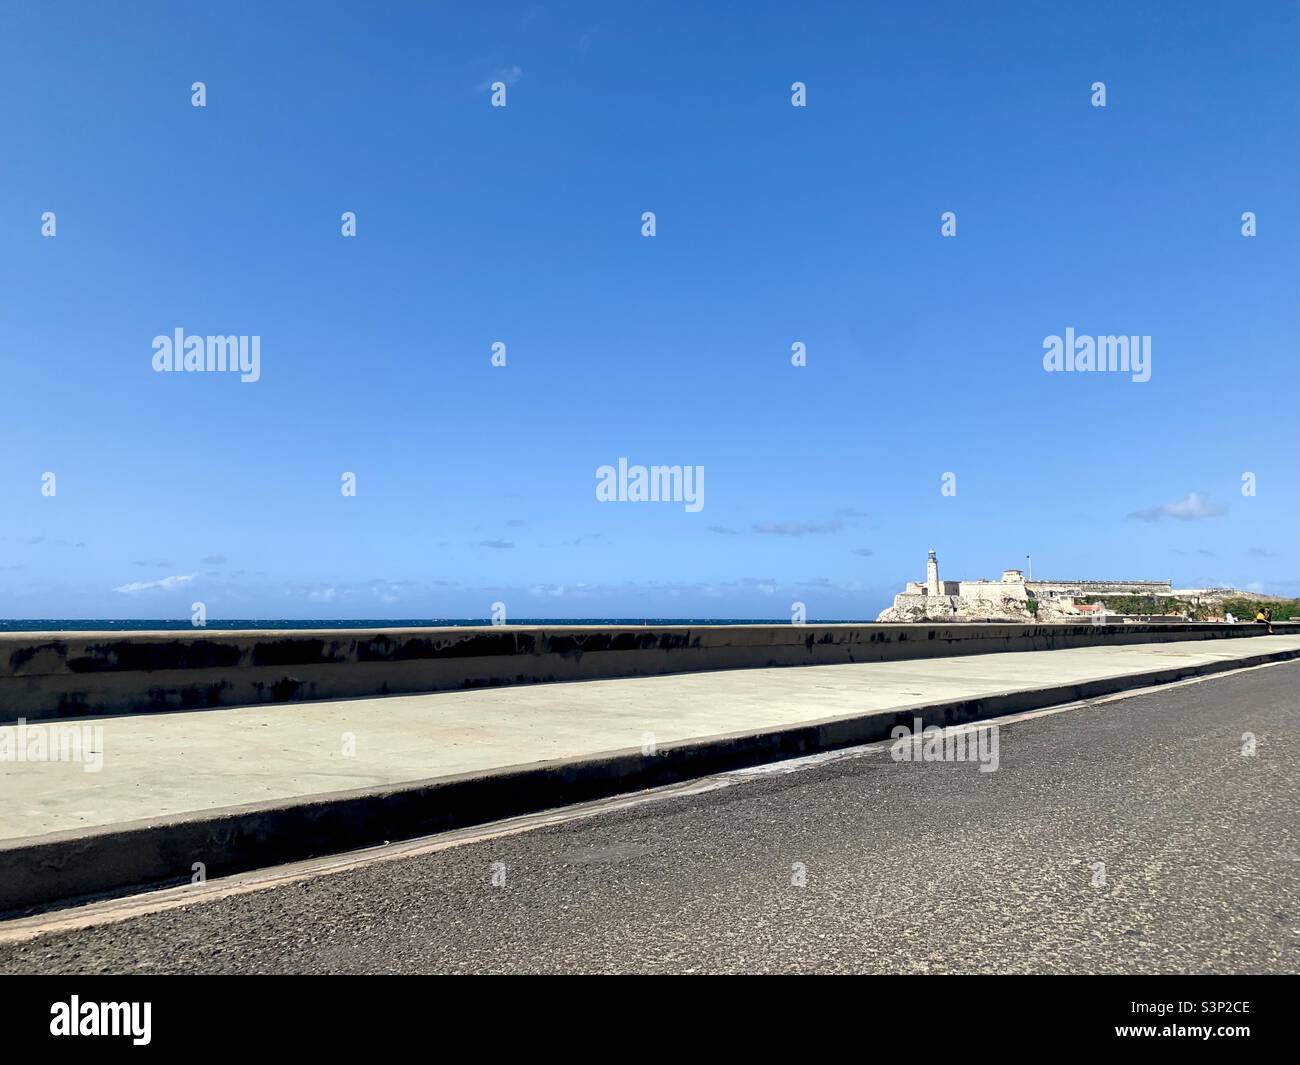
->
[2, 661, 1296, 974]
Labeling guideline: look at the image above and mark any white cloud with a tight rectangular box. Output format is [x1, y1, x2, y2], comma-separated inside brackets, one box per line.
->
[1128, 491, 1227, 523]
[113, 573, 196, 594]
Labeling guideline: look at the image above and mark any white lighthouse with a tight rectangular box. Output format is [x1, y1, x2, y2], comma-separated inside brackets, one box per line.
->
[926, 549, 941, 596]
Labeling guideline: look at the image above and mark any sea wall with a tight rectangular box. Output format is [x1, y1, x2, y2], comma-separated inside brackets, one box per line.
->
[0, 621, 1284, 722]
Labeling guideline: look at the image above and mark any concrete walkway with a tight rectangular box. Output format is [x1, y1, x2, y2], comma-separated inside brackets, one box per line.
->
[3, 634, 1299, 843]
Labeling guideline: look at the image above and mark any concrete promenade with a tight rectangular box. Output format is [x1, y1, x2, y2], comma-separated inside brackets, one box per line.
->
[4, 633, 1299, 845]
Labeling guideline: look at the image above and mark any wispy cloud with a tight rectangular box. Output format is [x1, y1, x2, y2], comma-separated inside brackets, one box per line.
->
[479, 539, 515, 549]
[1128, 491, 1227, 523]
[113, 573, 196, 594]
[478, 65, 523, 91]
[4, 535, 84, 549]
[753, 518, 845, 537]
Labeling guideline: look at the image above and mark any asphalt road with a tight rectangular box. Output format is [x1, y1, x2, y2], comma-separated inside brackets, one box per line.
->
[3, 662, 1297, 974]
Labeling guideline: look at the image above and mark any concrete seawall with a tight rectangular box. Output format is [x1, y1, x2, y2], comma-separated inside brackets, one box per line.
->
[0, 622, 1286, 722]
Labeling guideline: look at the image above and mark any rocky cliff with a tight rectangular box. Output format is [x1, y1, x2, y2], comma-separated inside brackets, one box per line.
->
[876, 594, 1083, 623]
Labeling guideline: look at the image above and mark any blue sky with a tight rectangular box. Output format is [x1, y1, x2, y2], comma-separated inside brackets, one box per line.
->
[0, 0, 1296, 620]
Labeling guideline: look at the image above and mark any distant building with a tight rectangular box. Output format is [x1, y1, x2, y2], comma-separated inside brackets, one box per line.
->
[879, 551, 1174, 622]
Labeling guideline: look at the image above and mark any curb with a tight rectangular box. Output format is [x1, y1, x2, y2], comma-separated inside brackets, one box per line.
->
[2, 644, 1297, 916]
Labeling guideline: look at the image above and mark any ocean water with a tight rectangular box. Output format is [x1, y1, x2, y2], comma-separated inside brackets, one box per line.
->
[0, 618, 858, 632]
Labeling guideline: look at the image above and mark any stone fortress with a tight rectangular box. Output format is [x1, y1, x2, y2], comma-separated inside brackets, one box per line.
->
[877, 550, 1177, 622]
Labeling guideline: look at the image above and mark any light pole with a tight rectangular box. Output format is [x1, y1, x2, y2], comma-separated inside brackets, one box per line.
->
[1026, 554, 1033, 581]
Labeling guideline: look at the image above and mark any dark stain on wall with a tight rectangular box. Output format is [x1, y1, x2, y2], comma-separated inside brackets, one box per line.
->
[250, 640, 341, 668]
[139, 682, 229, 710]
[268, 676, 304, 702]
[543, 630, 699, 656]
[55, 691, 90, 716]
[356, 633, 515, 662]
[9, 642, 66, 673]
[65, 641, 243, 673]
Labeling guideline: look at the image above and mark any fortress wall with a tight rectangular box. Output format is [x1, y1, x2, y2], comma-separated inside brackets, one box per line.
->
[1029, 581, 1174, 596]
[958, 581, 1029, 601]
